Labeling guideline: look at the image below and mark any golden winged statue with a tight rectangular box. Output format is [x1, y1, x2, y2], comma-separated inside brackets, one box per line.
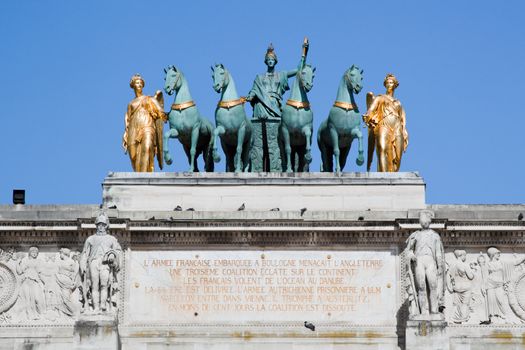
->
[123, 74, 167, 172]
[363, 74, 408, 172]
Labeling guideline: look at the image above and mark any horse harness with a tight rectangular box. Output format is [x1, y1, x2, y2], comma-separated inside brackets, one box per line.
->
[171, 101, 196, 111]
[286, 99, 310, 109]
[218, 97, 246, 110]
[285, 67, 311, 110]
[332, 70, 358, 112]
[333, 101, 355, 111]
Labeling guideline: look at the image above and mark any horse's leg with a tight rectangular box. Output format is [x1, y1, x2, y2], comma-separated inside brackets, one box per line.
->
[189, 122, 201, 172]
[328, 124, 341, 173]
[234, 122, 247, 173]
[280, 125, 293, 172]
[297, 147, 306, 172]
[224, 143, 235, 172]
[302, 125, 313, 165]
[317, 128, 329, 172]
[241, 131, 252, 172]
[212, 125, 225, 163]
[339, 146, 350, 171]
[163, 127, 179, 165]
[351, 127, 364, 166]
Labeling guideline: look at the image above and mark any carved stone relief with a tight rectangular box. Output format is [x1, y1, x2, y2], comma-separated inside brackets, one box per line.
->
[0, 213, 122, 324]
[0, 247, 19, 322]
[444, 247, 525, 325]
[0, 246, 84, 324]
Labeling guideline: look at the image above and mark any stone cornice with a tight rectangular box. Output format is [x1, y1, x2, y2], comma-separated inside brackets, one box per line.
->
[0, 217, 523, 247]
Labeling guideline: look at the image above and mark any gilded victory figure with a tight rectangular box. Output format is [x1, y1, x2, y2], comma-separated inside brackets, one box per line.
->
[246, 39, 308, 172]
[123, 74, 167, 172]
[363, 74, 408, 172]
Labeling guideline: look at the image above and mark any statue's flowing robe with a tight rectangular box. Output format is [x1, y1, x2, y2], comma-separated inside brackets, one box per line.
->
[17, 258, 46, 320]
[448, 261, 474, 323]
[249, 72, 289, 119]
[124, 95, 165, 172]
[485, 260, 514, 318]
[55, 260, 79, 316]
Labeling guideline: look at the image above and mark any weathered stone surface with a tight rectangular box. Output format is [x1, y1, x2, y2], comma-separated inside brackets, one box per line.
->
[102, 172, 426, 212]
[74, 315, 118, 350]
[126, 250, 397, 324]
[406, 319, 449, 350]
[0, 177, 524, 349]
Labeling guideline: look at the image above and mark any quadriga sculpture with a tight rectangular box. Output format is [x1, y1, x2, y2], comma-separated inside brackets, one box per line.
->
[280, 64, 315, 172]
[317, 65, 365, 173]
[211, 64, 252, 172]
[163, 65, 214, 172]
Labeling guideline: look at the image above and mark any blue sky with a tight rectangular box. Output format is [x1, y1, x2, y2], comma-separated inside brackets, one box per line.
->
[1, 0, 524, 205]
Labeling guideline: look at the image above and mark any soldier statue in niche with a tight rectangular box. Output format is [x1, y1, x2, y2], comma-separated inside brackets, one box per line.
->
[405, 210, 445, 318]
[80, 212, 121, 314]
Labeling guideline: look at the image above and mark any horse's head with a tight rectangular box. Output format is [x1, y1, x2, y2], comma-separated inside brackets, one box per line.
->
[344, 65, 364, 94]
[298, 64, 315, 92]
[211, 63, 229, 93]
[164, 65, 183, 95]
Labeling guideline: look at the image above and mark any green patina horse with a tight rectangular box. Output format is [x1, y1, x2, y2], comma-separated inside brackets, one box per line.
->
[163, 65, 214, 172]
[211, 64, 252, 172]
[280, 64, 316, 172]
[317, 65, 365, 173]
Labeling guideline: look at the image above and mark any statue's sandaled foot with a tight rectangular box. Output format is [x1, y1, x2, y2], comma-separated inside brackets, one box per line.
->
[286, 167, 293, 173]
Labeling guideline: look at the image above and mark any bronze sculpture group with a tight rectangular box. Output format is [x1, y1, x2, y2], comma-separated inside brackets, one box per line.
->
[122, 38, 409, 173]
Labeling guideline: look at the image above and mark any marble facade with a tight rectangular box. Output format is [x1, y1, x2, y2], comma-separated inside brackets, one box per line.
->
[0, 173, 524, 350]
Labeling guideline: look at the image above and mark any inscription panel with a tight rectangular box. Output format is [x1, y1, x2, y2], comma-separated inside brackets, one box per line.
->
[127, 250, 397, 325]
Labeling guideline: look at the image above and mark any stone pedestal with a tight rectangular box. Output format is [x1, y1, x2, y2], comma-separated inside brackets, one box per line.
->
[102, 172, 426, 212]
[406, 316, 449, 350]
[74, 315, 119, 350]
[250, 118, 282, 172]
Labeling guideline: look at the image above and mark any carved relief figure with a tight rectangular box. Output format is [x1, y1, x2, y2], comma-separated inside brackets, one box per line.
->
[481, 247, 525, 324]
[80, 213, 121, 314]
[446, 250, 474, 323]
[123, 74, 167, 172]
[40, 254, 61, 320]
[363, 74, 408, 172]
[55, 248, 79, 317]
[405, 210, 445, 316]
[16, 246, 46, 320]
[246, 40, 308, 172]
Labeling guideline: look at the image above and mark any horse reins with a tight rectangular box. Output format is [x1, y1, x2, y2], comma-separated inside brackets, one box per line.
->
[168, 68, 197, 112]
[285, 68, 311, 110]
[333, 71, 357, 111]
